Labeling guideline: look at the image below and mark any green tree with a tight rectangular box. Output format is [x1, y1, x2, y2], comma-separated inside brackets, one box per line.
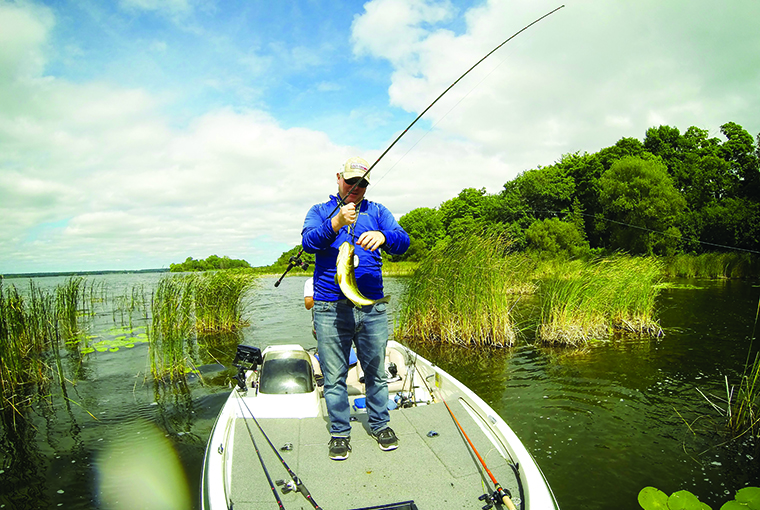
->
[598, 156, 685, 255]
[398, 207, 443, 252]
[525, 218, 589, 258]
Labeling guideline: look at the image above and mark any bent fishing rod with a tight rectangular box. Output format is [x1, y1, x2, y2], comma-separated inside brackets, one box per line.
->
[274, 5, 565, 287]
[443, 398, 518, 510]
[235, 393, 322, 509]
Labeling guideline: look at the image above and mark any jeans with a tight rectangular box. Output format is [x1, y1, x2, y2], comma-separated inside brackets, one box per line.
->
[313, 299, 389, 437]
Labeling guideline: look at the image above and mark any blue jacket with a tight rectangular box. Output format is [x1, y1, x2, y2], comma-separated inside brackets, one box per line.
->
[301, 195, 410, 302]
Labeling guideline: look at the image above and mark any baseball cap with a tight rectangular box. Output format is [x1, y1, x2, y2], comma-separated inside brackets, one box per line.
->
[341, 157, 370, 184]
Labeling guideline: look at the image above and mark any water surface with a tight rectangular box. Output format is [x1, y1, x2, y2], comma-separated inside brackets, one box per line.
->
[1, 274, 758, 509]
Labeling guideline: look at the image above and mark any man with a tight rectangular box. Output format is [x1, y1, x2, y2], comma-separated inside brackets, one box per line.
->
[301, 156, 410, 461]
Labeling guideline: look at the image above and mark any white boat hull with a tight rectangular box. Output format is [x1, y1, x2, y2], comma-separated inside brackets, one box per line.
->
[201, 341, 559, 510]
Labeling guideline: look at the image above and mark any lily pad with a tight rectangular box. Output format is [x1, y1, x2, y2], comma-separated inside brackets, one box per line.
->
[638, 487, 669, 510]
[668, 490, 707, 510]
[736, 487, 760, 509]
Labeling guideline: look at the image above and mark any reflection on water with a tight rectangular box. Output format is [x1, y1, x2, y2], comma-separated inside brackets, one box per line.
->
[0, 274, 759, 509]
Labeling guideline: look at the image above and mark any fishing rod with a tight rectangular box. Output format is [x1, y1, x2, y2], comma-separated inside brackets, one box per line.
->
[235, 394, 287, 510]
[274, 5, 565, 286]
[443, 398, 517, 510]
[236, 392, 322, 509]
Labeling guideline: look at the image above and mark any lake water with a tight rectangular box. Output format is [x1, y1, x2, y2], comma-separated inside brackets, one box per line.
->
[1, 273, 759, 509]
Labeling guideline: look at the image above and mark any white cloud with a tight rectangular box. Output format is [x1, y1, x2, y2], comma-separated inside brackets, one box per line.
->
[0, 1, 53, 80]
[1, 0, 759, 273]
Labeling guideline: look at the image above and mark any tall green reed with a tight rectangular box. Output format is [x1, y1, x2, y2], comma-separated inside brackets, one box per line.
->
[192, 270, 256, 332]
[0, 279, 58, 416]
[397, 234, 521, 347]
[149, 275, 194, 382]
[148, 271, 257, 380]
[537, 256, 663, 344]
[663, 252, 758, 279]
[56, 277, 85, 340]
[726, 353, 760, 438]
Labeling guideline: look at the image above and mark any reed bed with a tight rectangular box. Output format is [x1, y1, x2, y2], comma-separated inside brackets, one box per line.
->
[148, 271, 257, 380]
[0, 280, 58, 415]
[396, 234, 521, 347]
[149, 275, 194, 382]
[663, 252, 759, 279]
[537, 256, 664, 345]
[56, 277, 85, 340]
[725, 353, 760, 438]
[192, 270, 256, 332]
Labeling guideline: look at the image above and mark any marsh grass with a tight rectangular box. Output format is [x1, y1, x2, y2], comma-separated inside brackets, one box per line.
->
[56, 277, 85, 341]
[663, 252, 759, 279]
[149, 275, 194, 382]
[726, 354, 760, 438]
[148, 271, 257, 380]
[396, 234, 522, 347]
[537, 256, 664, 345]
[192, 271, 256, 332]
[0, 279, 59, 416]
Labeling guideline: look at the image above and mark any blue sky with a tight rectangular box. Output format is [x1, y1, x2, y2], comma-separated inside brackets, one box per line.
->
[1, 0, 759, 273]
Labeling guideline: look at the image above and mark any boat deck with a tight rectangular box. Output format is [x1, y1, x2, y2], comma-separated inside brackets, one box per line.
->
[228, 396, 522, 510]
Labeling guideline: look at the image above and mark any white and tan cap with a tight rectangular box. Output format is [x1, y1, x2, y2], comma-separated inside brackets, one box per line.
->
[341, 156, 370, 183]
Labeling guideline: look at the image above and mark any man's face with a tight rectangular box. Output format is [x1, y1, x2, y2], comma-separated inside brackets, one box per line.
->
[337, 173, 368, 204]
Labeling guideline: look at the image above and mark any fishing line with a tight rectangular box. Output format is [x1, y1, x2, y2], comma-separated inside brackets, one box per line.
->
[536, 208, 760, 255]
[275, 5, 565, 286]
[372, 21, 548, 190]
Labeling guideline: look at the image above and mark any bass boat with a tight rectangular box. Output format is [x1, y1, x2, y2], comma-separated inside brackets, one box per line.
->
[201, 341, 560, 510]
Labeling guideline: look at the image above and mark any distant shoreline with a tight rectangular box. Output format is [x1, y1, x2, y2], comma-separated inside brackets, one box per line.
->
[1, 268, 170, 279]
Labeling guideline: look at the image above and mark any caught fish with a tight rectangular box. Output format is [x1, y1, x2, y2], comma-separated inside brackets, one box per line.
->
[335, 241, 376, 307]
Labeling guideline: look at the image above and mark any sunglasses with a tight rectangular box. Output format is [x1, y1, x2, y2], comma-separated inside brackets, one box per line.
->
[344, 177, 369, 188]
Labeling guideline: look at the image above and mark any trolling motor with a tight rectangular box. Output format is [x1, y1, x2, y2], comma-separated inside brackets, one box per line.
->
[274, 252, 310, 287]
[232, 345, 263, 391]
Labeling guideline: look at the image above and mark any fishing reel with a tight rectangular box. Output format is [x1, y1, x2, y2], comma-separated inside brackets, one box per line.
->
[289, 255, 309, 270]
[478, 487, 514, 510]
[274, 253, 310, 287]
[232, 345, 263, 391]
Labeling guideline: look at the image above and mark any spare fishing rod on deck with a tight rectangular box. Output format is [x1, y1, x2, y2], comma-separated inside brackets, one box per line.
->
[443, 398, 518, 510]
[274, 5, 565, 287]
[232, 345, 322, 509]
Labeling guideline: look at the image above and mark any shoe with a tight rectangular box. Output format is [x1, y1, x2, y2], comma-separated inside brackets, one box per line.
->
[373, 427, 399, 451]
[328, 436, 351, 460]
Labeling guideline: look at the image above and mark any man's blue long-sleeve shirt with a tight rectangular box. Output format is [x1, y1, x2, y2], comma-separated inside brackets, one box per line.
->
[301, 195, 410, 302]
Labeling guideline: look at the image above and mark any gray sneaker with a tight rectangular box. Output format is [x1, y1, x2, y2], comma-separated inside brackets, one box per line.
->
[328, 436, 351, 460]
[373, 427, 399, 451]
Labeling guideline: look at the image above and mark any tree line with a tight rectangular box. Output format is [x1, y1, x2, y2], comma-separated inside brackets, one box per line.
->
[169, 255, 251, 272]
[396, 121, 760, 260]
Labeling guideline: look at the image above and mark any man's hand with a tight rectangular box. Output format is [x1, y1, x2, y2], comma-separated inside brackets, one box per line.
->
[356, 231, 386, 251]
[331, 203, 357, 231]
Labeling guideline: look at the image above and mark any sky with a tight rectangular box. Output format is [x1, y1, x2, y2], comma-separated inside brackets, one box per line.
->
[1, 0, 759, 274]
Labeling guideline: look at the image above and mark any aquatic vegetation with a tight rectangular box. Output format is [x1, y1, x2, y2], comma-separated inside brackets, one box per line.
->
[56, 276, 86, 342]
[396, 234, 522, 347]
[149, 271, 257, 380]
[0, 280, 58, 415]
[663, 252, 759, 279]
[149, 275, 194, 382]
[638, 486, 760, 510]
[191, 270, 256, 332]
[537, 256, 664, 344]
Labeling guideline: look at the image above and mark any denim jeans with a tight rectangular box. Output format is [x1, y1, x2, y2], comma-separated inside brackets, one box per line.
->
[313, 299, 389, 437]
